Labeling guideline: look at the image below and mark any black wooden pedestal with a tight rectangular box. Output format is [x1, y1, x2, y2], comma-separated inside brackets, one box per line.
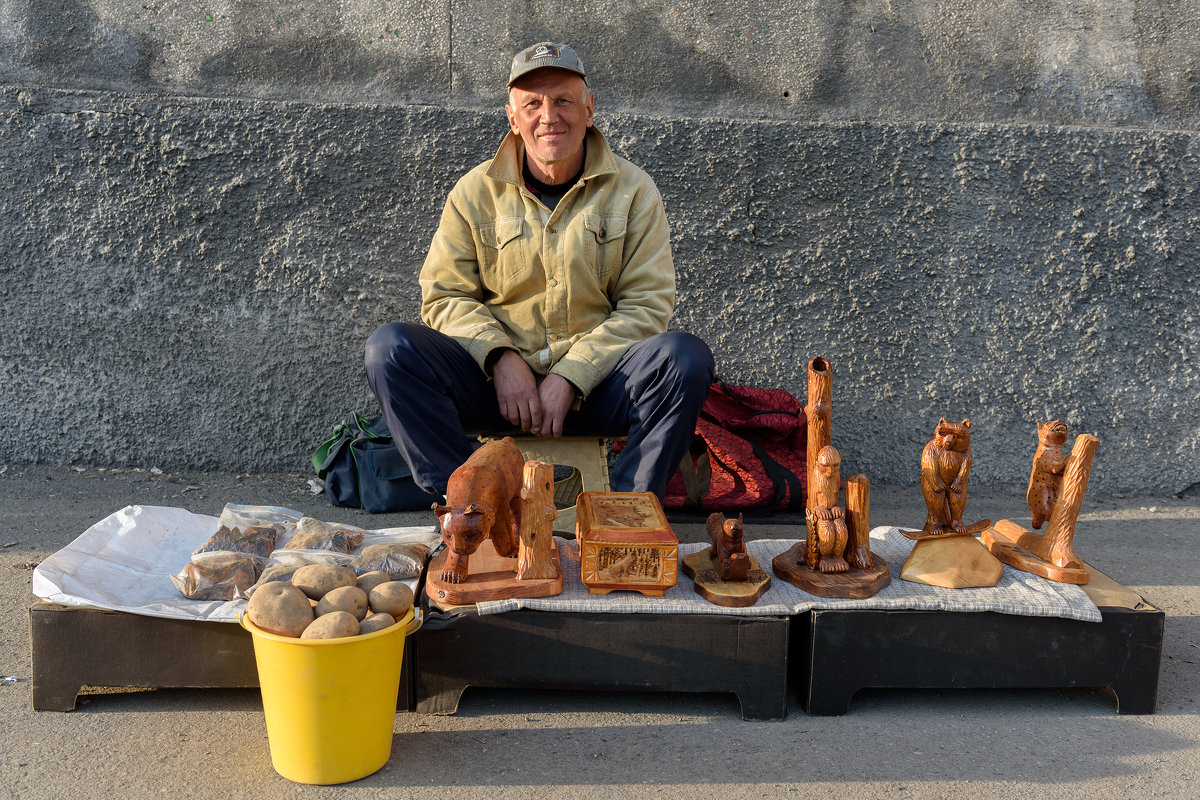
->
[29, 603, 415, 712]
[792, 575, 1164, 715]
[412, 607, 791, 721]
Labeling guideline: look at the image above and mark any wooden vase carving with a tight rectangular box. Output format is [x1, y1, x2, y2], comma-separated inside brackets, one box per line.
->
[805, 356, 833, 518]
[844, 473, 873, 570]
[901, 418, 990, 539]
[984, 431, 1099, 584]
[517, 460, 557, 580]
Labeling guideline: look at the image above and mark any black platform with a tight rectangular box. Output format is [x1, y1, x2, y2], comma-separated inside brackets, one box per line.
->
[412, 604, 790, 721]
[28, 568, 1162, 717]
[791, 568, 1164, 715]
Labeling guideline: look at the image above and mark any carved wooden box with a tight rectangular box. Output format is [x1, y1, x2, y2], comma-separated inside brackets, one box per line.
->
[576, 492, 678, 597]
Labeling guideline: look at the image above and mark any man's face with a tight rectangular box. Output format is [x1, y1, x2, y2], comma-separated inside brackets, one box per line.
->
[505, 68, 594, 181]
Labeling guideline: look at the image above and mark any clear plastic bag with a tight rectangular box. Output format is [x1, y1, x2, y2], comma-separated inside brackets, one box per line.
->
[171, 551, 264, 601]
[348, 535, 432, 579]
[192, 504, 303, 559]
[283, 517, 371, 554]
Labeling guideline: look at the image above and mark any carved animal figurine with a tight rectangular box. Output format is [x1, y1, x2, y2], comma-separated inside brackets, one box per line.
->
[806, 445, 850, 573]
[433, 438, 525, 584]
[706, 512, 748, 581]
[1027, 419, 1069, 529]
[920, 418, 973, 535]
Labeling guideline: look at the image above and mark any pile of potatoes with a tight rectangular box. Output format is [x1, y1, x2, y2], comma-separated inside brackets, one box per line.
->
[246, 564, 415, 639]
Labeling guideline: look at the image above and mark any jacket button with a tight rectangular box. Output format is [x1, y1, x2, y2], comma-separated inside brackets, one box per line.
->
[600, 227, 607, 237]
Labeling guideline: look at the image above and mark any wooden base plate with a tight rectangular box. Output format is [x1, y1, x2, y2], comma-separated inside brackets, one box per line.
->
[899, 519, 992, 541]
[899, 534, 1004, 588]
[771, 543, 891, 599]
[425, 540, 562, 605]
[982, 520, 1090, 585]
[681, 550, 771, 607]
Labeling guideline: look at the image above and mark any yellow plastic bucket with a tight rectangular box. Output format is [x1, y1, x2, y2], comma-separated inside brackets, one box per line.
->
[241, 607, 416, 784]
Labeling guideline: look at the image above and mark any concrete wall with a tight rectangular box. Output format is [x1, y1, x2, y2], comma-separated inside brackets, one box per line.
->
[3, 1, 1199, 495]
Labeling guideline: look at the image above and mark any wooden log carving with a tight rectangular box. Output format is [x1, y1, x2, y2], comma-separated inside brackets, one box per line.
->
[805, 356, 833, 517]
[517, 460, 558, 580]
[1029, 433, 1098, 570]
[845, 473, 872, 570]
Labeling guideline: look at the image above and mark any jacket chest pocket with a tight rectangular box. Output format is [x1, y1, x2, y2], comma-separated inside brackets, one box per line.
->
[476, 216, 528, 285]
[583, 211, 628, 279]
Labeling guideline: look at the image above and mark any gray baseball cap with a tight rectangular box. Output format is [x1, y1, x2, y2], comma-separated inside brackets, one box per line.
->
[507, 41, 587, 87]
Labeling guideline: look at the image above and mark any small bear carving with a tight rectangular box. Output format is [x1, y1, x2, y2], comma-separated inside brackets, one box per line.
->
[706, 512, 748, 581]
[1027, 419, 1069, 529]
[920, 418, 973, 535]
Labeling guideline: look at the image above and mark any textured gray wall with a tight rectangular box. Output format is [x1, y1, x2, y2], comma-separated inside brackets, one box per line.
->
[3, 2, 1199, 494]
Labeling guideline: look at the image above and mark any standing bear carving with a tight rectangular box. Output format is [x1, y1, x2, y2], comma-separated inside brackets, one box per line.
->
[920, 418, 974, 535]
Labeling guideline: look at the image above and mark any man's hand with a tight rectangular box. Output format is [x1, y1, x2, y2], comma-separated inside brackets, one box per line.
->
[533, 373, 575, 438]
[492, 350, 542, 432]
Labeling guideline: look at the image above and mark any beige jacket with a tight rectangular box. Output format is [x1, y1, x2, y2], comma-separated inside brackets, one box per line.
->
[419, 126, 675, 397]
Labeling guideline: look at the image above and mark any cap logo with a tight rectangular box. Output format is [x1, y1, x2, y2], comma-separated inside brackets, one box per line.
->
[528, 45, 560, 61]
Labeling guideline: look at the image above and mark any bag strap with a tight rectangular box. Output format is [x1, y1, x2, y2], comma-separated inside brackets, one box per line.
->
[749, 440, 806, 511]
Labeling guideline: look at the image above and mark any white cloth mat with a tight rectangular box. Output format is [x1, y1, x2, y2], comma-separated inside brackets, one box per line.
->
[475, 527, 1103, 622]
[32, 505, 441, 622]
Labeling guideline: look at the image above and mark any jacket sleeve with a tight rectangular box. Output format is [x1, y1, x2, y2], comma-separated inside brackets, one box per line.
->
[549, 180, 675, 397]
[418, 187, 515, 371]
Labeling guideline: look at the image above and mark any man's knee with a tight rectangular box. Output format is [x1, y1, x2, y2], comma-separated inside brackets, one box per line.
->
[648, 331, 715, 390]
[364, 322, 424, 375]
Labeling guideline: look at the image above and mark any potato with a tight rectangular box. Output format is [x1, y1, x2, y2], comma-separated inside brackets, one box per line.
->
[246, 582, 314, 638]
[358, 612, 396, 635]
[356, 570, 391, 595]
[292, 564, 357, 599]
[301, 610, 359, 639]
[315, 585, 369, 620]
[369, 581, 414, 618]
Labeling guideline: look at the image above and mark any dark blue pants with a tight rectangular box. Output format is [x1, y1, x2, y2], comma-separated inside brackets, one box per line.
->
[364, 323, 714, 500]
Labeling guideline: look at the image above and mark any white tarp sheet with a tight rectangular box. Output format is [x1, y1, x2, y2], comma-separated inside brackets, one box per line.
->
[32, 504, 441, 623]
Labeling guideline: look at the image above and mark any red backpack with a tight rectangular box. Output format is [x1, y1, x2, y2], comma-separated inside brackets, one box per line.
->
[664, 381, 808, 513]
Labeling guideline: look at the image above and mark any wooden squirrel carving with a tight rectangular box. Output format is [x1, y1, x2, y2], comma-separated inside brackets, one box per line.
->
[706, 512, 748, 581]
[1027, 419, 1069, 529]
[920, 418, 973, 535]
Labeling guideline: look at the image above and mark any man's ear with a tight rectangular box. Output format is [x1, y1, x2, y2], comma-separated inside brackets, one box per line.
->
[505, 104, 519, 134]
[584, 92, 594, 127]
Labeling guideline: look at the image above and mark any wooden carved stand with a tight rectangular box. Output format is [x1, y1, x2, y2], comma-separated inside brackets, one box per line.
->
[682, 513, 771, 607]
[982, 429, 1099, 585]
[426, 460, 563, 605]
[899, 417, 1003, 588]
[773, 358, 890, 599]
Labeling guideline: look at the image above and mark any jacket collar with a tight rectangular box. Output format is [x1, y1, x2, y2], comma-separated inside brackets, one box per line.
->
[486, 126, 618, 188]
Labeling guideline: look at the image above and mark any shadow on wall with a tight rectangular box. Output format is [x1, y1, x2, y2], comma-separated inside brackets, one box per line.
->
[16, 0, 160, 88]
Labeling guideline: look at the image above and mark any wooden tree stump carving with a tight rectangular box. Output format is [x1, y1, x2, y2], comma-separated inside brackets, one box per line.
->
[517, 460, 558, 580]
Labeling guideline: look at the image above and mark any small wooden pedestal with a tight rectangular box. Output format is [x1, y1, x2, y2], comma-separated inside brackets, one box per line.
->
[681, 550, 771, 608]
[576, 492, 678, 597]
[425, 540, 562, 606]
[772, 542, 891, 599]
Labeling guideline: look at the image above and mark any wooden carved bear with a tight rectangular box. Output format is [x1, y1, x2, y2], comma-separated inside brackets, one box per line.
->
[1027, 419, 1069, 529]
[920, 418, 973, 535]
[433, 438, 524, 584]
[806, 445, 850, 573]
[706, 512, 748, 581]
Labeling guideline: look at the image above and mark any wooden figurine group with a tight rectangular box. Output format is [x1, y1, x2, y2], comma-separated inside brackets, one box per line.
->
[423, 361, 1101, 608]
[771, 357, 891, 599]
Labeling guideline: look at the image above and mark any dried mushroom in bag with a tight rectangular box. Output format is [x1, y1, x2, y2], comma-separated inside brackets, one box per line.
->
[192, 523, 280, 559]
[171, 551, 263, 601]
[349, 540, 432, 580]
[283, 517, 370, 554]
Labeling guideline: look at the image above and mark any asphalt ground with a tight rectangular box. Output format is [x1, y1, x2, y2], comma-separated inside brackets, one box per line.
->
[1, 465, 1197, 800]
